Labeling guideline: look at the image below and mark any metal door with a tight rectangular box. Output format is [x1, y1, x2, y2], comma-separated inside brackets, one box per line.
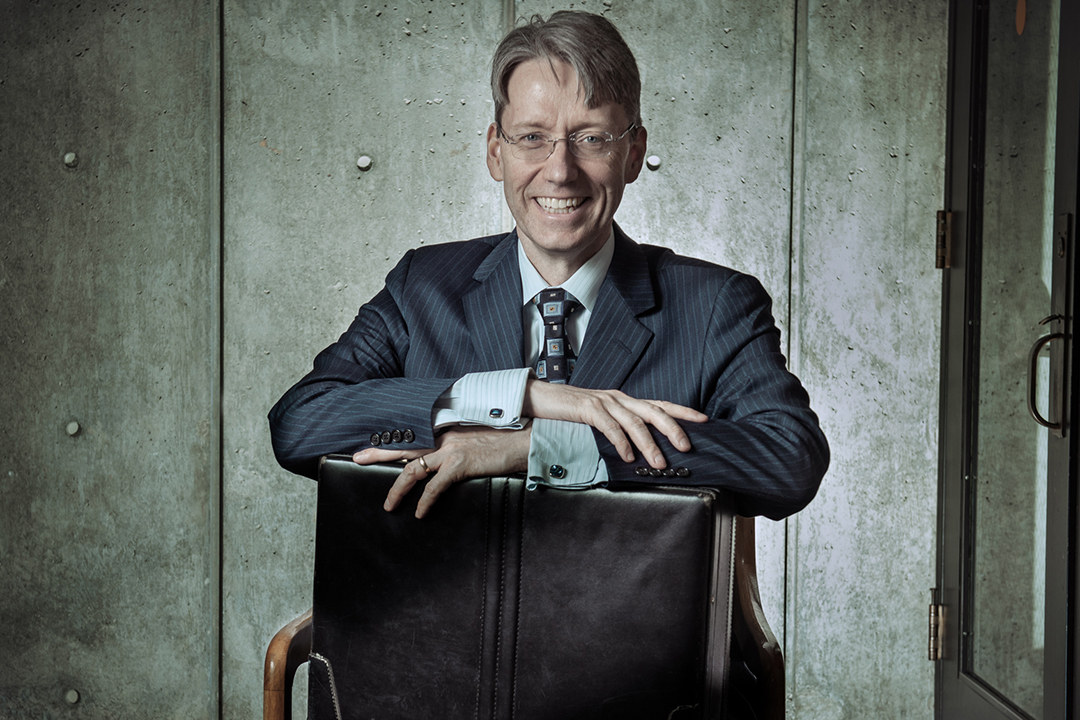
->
[937, 0, 1079, 717]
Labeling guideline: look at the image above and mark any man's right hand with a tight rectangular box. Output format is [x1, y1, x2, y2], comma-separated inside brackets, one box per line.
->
[353, 424, 531, 519]
[522, 378, 708, 470]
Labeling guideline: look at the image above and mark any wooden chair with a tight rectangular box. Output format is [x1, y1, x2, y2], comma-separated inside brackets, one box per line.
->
[264, 458, 785, 720]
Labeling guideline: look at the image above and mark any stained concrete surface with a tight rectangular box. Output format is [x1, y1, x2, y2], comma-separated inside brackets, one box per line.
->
[0, 2, 218, 718]
[788, 2, 945, 717]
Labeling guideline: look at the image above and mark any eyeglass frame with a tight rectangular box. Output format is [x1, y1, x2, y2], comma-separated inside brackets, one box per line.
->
[496, 122, 639, 161]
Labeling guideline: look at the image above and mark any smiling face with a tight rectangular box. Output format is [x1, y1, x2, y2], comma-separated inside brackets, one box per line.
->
[486, 58, 646, 284]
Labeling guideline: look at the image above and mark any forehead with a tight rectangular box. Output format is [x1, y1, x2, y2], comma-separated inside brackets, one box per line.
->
[503, 59, 627, 129]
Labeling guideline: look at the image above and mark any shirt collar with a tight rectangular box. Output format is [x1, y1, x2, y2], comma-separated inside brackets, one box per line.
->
[517, 229, 615, 311]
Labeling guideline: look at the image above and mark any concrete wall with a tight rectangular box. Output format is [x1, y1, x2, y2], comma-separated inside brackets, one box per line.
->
[0, 1, 219, 718]
[0, 1, 946, 718]
[788, 3, 946, 717]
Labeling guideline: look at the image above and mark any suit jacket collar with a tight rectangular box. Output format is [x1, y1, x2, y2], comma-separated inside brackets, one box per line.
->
[462, 225, 657, 388]
[572, 224, 656, 390]
[463, 231, 524, 372]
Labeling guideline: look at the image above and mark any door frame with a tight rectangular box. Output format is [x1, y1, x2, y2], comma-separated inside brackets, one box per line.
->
[936, 0, 1079, 718]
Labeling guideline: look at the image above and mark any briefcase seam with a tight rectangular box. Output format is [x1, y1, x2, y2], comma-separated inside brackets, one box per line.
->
[474, 477, 492, 720]
[510, 484, 525, 720]
[492, 479, 510, 719]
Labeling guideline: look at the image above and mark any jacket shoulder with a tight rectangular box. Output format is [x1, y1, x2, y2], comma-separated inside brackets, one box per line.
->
[637, 243, 753, 291]
[389, 232, 512, 290]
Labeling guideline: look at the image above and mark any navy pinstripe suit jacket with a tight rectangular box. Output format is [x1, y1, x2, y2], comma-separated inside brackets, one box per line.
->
[269, 226, 828, 519]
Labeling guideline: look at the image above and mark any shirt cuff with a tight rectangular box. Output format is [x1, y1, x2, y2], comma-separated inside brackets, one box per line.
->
[432, 368, 530, 430]
[527, 418, 608, 487]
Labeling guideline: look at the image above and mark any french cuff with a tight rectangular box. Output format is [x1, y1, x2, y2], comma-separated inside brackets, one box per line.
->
[433, 368, 529, 430]
[527, 418, 608, 488]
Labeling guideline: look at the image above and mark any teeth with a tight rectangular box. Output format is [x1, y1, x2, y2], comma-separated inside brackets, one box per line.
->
[536, 197, 583, 213]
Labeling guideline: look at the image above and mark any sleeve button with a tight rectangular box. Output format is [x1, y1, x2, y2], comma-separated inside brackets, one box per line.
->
[381, 431, 392, 444]
[403, 429, 415, 442]
[370, 433, 382, 447]
[649, 468, 662, 477]
[663, 468, 676, 477]
[634, 466, 650, 477]
[676, 467, 690, 477]
[391, 430, 402, 443]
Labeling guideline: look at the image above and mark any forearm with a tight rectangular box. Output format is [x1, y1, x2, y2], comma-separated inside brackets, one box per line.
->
[596, 410, 829, 520]
[269, 374, 458, 479]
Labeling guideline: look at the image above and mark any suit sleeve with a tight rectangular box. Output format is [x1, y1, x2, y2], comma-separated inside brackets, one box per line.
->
[267, 250, 459, 479]
[595, 272, 829, 520]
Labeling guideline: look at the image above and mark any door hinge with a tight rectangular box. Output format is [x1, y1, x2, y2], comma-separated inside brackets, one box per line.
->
[936, 211, 953, 269]
[929, 588, 944, 660]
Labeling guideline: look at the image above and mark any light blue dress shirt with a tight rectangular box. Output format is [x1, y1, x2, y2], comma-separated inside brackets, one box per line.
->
[432, 231, 615, 487]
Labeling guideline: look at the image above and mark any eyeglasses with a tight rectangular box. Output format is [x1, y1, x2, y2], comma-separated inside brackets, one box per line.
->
[497, 122, 638, 161]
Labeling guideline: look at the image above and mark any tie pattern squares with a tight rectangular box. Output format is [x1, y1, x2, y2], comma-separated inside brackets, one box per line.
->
[535, 288, 579, 384]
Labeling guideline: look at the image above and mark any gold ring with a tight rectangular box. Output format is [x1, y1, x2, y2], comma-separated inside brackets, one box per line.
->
[416, 455, 431, 473]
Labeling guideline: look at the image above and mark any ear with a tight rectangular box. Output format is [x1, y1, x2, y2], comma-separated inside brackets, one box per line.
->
[623, 125, 647, 184]
[485, 123, 504, 182]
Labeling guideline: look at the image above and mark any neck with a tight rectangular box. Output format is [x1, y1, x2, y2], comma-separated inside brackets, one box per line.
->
[519, 230, 611, 286]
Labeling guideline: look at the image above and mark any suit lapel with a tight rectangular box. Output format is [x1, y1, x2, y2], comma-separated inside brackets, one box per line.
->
[463, 232, 524, 372]
[572, 227, 656, 390]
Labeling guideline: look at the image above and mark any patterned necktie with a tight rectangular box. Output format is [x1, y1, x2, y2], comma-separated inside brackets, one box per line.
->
[534, 288, 580, 384]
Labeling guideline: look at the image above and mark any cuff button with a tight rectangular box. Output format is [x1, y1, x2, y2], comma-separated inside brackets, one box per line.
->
[391, 429, 402, 443]
[676, 467, 690, 477]
[649, 468, 663, 477]
[634, 467, 650, 477]
[369, 433, 382, 447]
[403, 429, 415, 442]
[548, 464, 566, 479]
[380, 431, 392, 444]
[663, 468, 676, 477]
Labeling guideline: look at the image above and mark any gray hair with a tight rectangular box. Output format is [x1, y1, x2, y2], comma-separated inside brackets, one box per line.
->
[490, 11, 641, 128]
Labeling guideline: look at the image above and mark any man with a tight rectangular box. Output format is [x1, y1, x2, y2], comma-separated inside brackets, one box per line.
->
[269, 11, 828, 521]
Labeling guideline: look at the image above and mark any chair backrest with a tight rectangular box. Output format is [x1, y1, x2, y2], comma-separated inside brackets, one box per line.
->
[307, 456, 737, 720]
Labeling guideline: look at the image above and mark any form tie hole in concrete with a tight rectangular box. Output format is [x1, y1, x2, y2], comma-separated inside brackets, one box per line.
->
[65, 689, 80, 704]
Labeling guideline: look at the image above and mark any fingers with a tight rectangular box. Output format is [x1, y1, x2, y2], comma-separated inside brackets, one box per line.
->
[414, 468, 459, 519]
[527, 381, 707, 469]
[383, 456, 433, 513]
[381, 450, 475, 519]
[375, 427, 531, 519]
[352, 447, 413, 465]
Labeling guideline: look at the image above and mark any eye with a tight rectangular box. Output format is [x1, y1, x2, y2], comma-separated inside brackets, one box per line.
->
[577, 134, 605, 145]
[520, 133, 546, 144]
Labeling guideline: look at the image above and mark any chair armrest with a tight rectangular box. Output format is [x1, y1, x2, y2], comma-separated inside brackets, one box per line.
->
[263, 608, 313, 720]
[734, 516, 785, 720]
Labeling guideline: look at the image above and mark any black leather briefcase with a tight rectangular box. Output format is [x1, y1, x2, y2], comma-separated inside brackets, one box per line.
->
[307, 456, 735, 720]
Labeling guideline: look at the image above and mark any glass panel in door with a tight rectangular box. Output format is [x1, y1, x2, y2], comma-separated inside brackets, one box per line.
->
[969, 1, 1059, 717]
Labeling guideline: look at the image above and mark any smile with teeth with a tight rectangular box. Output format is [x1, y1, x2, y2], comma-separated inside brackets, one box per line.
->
[536, 197, 584, 214]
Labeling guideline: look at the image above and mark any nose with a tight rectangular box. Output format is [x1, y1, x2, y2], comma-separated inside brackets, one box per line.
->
[542, 138, 579, 183]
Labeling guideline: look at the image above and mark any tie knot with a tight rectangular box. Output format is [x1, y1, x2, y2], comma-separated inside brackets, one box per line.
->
[536, 288, 579, 323]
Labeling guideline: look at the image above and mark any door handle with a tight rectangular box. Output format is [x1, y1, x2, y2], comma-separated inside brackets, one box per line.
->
[1027, 317, 1063, 429]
